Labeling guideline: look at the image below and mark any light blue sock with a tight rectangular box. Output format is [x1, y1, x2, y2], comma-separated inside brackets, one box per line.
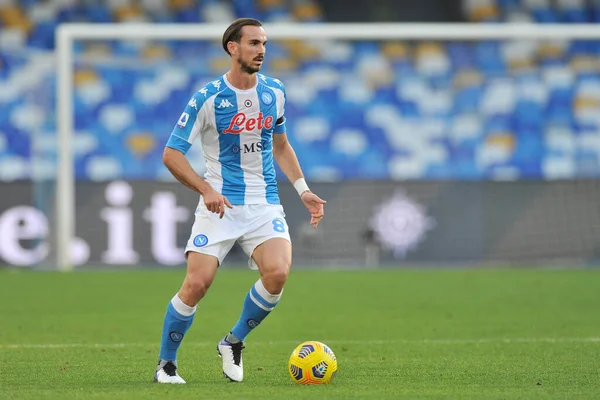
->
[159, 294, 196, 361]
[230, 279, 282, 341]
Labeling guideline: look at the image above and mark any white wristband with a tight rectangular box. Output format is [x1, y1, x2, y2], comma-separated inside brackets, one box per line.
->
[293, 178, 310, 197]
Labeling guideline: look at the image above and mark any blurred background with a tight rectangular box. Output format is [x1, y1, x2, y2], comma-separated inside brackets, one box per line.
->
[2, 0, 600, 269]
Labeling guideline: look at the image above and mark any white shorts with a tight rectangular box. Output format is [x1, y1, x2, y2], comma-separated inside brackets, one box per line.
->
[185, 199, 291, 268]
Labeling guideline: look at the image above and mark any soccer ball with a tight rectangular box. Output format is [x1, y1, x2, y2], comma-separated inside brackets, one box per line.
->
[288, 341, 338, 384]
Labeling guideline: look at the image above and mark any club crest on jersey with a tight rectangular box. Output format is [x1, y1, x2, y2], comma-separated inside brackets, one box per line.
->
[223, 112, 274, 134]
[177, 112, 189, 128]
[261, 92, 273, 106]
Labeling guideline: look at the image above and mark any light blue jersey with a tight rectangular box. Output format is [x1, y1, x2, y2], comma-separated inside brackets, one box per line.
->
[166, 73, 287, 205]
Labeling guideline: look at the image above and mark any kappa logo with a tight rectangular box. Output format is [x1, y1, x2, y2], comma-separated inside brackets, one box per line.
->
[212, 80, 222, 90]
[188, 98, 197, 110]
[199, 87, 208, 97]
[218, 99, 233, 108]
[177, 112, 189, 128]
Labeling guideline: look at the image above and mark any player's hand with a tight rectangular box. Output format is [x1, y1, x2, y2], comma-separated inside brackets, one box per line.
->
[203, 188, 233, 219]
[300, 191, 326, 228]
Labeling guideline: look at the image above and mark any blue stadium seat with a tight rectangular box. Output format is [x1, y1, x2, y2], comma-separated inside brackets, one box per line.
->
[531, 7, 559, 23]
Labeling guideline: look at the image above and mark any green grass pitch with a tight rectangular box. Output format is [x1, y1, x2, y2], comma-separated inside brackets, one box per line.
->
[1, 267, 599, 399]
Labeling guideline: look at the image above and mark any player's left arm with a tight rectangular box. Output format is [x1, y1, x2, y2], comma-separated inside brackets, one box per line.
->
[273, 132, 326, 228]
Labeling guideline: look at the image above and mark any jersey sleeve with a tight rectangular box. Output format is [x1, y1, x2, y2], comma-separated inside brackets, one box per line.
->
[166, 92, 206, 154]
[273, 79, 287, 134]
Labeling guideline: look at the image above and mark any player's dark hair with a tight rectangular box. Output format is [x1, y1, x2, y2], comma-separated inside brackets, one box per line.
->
[222, 18, 263, 55]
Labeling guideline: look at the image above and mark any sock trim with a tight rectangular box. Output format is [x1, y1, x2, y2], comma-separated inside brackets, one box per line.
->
[249, 289, 275, 311]
[171, 294, 197, 317]
[254, 279, 282, 303]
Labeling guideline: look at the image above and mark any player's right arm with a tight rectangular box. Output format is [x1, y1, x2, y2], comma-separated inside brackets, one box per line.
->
[163, 93, 232, 218]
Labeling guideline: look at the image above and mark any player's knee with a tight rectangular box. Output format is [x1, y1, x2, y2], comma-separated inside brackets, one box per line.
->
[182, 276, 212, 299]
[262, 266, 289, 294]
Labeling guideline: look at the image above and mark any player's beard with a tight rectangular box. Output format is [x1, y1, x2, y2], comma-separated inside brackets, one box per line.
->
[238, 56, 262, 74]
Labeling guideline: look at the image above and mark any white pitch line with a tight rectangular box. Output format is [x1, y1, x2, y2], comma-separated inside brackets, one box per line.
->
[1, 337, 600, 349]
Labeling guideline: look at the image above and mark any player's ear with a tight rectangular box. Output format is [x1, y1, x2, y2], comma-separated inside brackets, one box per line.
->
[227, 41, 238, 56]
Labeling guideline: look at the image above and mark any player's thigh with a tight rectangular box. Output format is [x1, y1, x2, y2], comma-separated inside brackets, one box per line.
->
[252, 237, 292, 274]
[239, 204, 292, 272]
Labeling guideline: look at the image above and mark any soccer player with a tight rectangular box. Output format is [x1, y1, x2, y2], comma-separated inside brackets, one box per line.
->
[153, 18, 326, 384]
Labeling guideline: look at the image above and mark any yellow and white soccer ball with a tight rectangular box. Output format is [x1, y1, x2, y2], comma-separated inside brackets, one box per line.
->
[288, 341, 338, 384]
